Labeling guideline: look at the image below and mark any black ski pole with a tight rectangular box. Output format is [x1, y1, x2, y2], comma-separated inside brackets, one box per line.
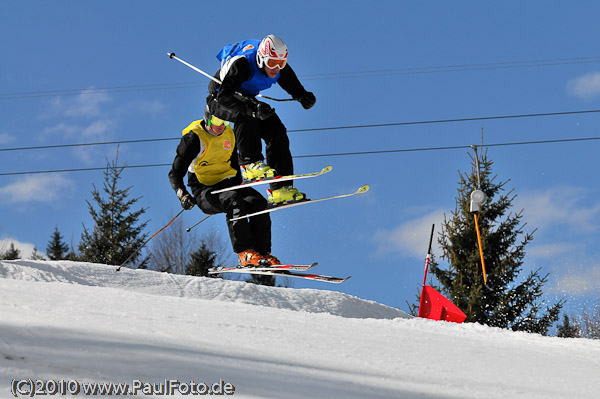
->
[422, 224, 435, 288]
[116, 209, 185, 272]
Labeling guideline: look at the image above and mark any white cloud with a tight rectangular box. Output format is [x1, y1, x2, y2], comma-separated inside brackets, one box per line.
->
[373, 210, 445, 258]
[39, 89, 111, 119]
[0, 133, 16, 145]
[65, 89, 111, 117]
[0, 174, 74, 205]
[515, 186, 600, 234]
[119, 100, 166, 116]
[42, 122, 82, 139]
[527, 242, 581, 259]
[551, 265, 600, 296]
[40, 120, 115, 164]
[81, 119, 115, 139]
[566, 72, 600, 100]
[43, 119, 114, 140]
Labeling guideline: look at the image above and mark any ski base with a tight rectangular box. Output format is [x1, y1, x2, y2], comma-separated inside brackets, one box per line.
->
[230, 184, 370, 221]
[211, 166, 333, 194]
[238, 269, 351, 284]
[208, 263, 349, 283]
[209, 262, 318, 273]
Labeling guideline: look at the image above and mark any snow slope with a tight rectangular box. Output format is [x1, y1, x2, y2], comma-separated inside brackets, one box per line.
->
[1, 260, 599, 399]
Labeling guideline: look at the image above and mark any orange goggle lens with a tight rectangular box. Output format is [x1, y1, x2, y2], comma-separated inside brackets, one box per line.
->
[265, 57, 287, 69]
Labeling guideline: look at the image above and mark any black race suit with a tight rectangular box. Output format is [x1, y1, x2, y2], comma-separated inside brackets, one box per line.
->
[209, 59, 311, 190]
[168, 122, 271, 254]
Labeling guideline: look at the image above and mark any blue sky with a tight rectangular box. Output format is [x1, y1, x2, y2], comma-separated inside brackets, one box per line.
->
[1, 1, 600, 315]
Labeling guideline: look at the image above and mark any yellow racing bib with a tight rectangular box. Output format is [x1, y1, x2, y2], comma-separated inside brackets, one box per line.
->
[182, 120, 237, 186]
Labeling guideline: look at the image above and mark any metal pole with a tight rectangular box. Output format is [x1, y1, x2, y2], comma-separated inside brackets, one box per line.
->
[168, 53, 222, 85]
[418, 224, 435, 317]
[422, 223, 435, 288]
[470, 145, 482, 189]
[185, 214, 211, 232]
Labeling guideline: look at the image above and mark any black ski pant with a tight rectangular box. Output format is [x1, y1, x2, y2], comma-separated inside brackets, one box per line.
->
[191, 178, 271, 254]
[234, 112, 293, 190]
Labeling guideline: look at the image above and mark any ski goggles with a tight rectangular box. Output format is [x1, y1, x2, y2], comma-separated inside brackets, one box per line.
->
[265, 57, 287, 69]
[208, 115, 230, 127]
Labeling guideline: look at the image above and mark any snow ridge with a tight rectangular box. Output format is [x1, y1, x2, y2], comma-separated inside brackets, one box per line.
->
[0, 260, 409, 319]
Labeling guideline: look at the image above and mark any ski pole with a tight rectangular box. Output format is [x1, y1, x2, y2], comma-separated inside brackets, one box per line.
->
[167, 52, 296, 102]
[418, 223, 435, 317]
[186, 214, 211, 232]
[470, 144, 489, 286]
[422, 223, 435, 288]
[168, 52, 222, 86]
[116, 209, 185, 272]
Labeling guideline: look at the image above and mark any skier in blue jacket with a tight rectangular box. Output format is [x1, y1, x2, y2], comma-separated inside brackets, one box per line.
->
[208, 34, 316, 205]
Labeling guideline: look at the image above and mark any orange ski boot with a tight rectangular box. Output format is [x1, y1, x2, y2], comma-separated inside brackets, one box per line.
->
[261, 253, 281, 266]
[238, 249, 264, 267]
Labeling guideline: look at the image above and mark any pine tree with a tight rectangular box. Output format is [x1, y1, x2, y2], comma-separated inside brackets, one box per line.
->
[580, 306, 600, 339]
[557, 314, 581, 338]
[428, 150, 563, 334]
[1, 243, 21, 260]
[79, 155, 148, 267]
[30, 247, 46, 260]
[46, 226, 70, 260]
[186, 242, 220, 277]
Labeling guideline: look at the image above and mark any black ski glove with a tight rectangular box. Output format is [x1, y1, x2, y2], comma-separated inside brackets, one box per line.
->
[297, 92, 316, 109]
[176, 188, 195, 210]
[246, 101, 275, 120]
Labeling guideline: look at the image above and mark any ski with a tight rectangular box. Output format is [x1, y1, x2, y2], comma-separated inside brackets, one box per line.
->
[230, 184, 370, 221]
[210, 267, 350, 284]
[208, 262, 318, 273]
[211, 165, 333, 194]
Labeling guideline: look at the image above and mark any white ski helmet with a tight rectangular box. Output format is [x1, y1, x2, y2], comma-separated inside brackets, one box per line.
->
[257, 34, 288, 69]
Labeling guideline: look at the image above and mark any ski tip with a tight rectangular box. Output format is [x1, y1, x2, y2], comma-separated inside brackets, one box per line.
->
[357, 185, 370, 194]
[311, 262, 319, 267]
[322, 165, 333, 173]
[331, 276, 351, 283]
[328, 275, 352, 284]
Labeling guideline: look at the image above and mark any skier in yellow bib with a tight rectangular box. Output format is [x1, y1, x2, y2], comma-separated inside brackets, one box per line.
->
[168, 105, 280, 267]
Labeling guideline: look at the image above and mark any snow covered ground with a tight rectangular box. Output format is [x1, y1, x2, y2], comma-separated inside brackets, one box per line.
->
[1, 260, 599, 399]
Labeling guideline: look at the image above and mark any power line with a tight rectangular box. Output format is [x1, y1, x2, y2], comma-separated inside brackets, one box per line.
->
[294, 136, 600, 158]
[0, 164, 169, 176]
[2, 55, 600, 99]
[302, 56, 600, 80]
[0, 138, 176, 152]
[2, 136, 599, 177]
[289, 109, 600, 133]
[0, 83, 207, 100]
[2, 108, 600, 153]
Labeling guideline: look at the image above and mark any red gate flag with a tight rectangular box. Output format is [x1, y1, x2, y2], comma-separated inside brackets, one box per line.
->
[418, 285, 467, 323]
